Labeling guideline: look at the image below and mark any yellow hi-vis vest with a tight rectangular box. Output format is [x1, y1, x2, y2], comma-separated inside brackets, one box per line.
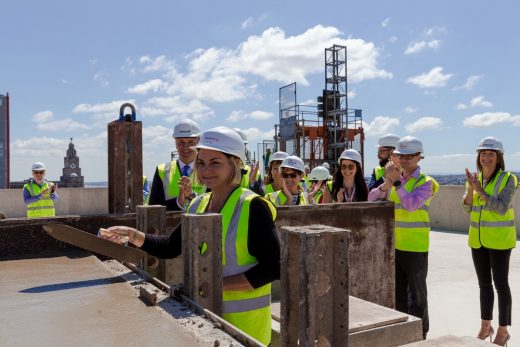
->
[375, 166, 385, 181]
[264, 183, 275, 195]
[24, 180, 55, 218]
[157, 160, 205, 200]
[187, 187, 277, 345]
[266, 190, 308, 206]
[388, 174, 439, 252]
[468, 170, 518, 250]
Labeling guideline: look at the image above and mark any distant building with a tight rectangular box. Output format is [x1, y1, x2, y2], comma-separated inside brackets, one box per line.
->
[59, 139, 84, 188]
[0, 93, 9, 189]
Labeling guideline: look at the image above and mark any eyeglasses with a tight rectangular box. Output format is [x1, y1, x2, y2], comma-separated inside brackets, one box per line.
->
[377, 148, 392, 154]
[340, 164, 356, 170]
[396, 153, 419, 160]
[33, 171, 45, 175]
[281, 172, 299, 179]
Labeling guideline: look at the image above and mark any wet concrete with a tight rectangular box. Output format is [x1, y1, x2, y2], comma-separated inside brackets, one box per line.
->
[0, 251, 206, 347]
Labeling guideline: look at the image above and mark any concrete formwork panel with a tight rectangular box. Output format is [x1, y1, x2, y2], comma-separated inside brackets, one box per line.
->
[276, 202, 395, 308]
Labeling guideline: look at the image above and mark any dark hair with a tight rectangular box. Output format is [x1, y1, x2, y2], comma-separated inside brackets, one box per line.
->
[331, 161, 368, 202]
[476, 150, 505, 182]
[264, 160, 281, 185]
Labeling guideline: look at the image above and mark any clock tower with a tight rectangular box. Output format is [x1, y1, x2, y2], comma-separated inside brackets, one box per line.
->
[60, 139, 84, 188]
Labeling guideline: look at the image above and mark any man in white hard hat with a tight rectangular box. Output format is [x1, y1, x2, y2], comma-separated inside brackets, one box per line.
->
[23, 162, 59, 218]
[368, 133, 400, 190]
[368, 136, 439, 340]
[149, 119, 205, 211]
[233, 128, 263, 194]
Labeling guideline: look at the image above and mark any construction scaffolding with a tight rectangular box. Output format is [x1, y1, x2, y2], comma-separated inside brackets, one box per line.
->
[274, 44, 364, 171]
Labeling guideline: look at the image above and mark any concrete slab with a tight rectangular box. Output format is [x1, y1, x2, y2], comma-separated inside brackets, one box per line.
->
[428, 230, 519, 341]
[402, 335, 494, 346]
[0, 252, 234, 347]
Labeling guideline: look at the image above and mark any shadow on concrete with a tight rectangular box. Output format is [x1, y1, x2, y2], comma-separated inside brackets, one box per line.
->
[19, 276, 126, 293]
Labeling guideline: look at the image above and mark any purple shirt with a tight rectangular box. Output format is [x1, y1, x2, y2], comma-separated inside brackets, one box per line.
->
[368, 167, 433, 212]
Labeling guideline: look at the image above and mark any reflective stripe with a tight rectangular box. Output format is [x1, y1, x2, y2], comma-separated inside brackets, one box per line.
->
[471, 220, 515, 228]
[27, 206, 54, 211]
[223, 294, 271, 314]
[394, 203, 430, 212]
[223, 190, 256, 277]
[494, 172, 506, 197]
[472, 205, 482, 213]
[395, 221, 431, 228]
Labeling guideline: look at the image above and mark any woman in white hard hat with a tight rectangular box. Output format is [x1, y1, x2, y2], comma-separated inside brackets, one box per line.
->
[102, 127, 280, 345]
[463, 136, 517, 345]
[307, 166, 333, 204]
[263, 151, 289, 195]
[266, 155, 308, 206]
[331, 149, 368, 202]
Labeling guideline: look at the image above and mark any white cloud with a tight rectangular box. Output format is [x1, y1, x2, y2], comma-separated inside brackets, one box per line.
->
[389, 36, 398, 43]
[93, 71, 109, 87]
[460, 75, 482, 90]
[405, 117, 443, 132]
[425, 26, 446, 36]
[226, 110, 274, 122]
[127, 79, 167, 94]
[144, 25, 391, 103]
[242, 17, 254, 29]
[381, 18, 391, 27]
[463, 112, 520, 127]
[300, 99, 316, 106]
[363, 116, 400, 137]
[404, 39, 441, 54]
[406, 66, 453, 88]
[33, 111, 54, 123]
[241, 127, 275, 143]
[456, 96, 493, 110]
[405, 106, 417, 114]
[72, 100, 135, 115]
[250, 111, 274, 120]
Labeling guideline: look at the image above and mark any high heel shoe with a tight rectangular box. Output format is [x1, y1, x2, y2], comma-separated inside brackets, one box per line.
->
[478, 326, 494, 342]
[492, 332, 510, 346]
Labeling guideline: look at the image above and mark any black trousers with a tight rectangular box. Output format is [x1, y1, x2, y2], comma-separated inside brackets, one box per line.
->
[471, 247, 512, 326]
[395, 250, 429, 339]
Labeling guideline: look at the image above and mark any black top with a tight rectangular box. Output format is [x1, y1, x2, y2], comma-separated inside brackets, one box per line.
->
[148, 166, 182, 211]
[141, 193, 281, 289]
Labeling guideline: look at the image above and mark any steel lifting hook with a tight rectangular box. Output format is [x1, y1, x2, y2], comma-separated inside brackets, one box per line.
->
[119, 103, 136, 122]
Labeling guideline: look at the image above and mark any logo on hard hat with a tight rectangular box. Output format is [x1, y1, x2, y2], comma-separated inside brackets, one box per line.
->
[204, 136, 220, 143]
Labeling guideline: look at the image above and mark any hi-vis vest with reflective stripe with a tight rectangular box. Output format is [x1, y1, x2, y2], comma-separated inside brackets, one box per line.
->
[313, 181, 332, 204]
[264, 183, 275, 195]
[24, 180, 55, 218]
[240, 164, 262, 189]
[157, 160, 205, 200]
[468, 170, 518, 250]
[388, 174, 439, 252]
[266, 190, 308, 206]
[187, 187, 276, 345]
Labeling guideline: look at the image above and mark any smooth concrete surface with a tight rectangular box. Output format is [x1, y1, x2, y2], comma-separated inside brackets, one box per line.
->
[427, 230, 519, 342]
[0, 252, 221, 347]
[402, 335, 494, 346]
[0, 187, 108, 218]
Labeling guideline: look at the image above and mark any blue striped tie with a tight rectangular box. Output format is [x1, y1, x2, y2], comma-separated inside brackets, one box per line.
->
[181, 165, 191, 177]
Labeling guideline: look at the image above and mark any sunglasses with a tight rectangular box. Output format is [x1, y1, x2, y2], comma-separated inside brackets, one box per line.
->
[33, 171, 45, 175]
[340, 164, 356, 170]
[396, 153, 419, 160]
[281, 172, 299, 179]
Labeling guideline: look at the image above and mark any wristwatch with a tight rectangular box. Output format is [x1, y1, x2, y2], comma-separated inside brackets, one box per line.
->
[393, 180, 402, 187]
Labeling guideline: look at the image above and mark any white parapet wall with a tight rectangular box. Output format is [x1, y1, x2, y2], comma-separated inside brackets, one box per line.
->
[0, 187, 108, 218]
[1, 186, 519, 236]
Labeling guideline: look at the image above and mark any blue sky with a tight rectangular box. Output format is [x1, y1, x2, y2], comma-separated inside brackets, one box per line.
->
[1, 1, 519, 181]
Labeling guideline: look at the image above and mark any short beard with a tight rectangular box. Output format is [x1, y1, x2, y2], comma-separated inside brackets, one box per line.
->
[378, 157, 389, 167]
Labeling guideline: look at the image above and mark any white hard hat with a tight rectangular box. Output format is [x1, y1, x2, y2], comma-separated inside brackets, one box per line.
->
[377, 134, 400, 148]
[280, 155, 305, 173]
[32, 162, 46, 171]
[393, 136, 424, 155]
[233, 128, 248, 144]
[194, 127, 246, 163]
[322, 162, 330, 169]
[476, 136, 504, 154]
[338, 149, 362, 168]
[309, 166, 330, 181]
[269, 151, 288, 163]
[173, 119, 201, 138]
